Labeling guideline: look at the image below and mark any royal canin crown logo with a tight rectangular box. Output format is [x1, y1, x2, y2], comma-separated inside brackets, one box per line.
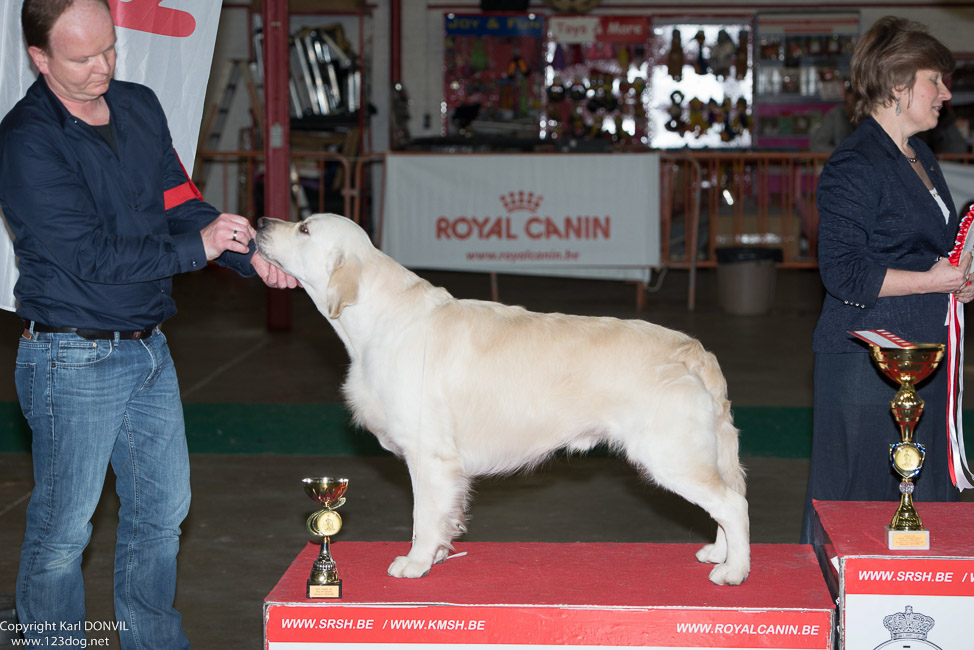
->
[499, 191, 543, 214]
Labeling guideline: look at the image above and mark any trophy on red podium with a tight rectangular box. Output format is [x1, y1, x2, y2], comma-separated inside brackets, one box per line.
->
[303, 476, 348, 598]
[867, 338, 944, 550]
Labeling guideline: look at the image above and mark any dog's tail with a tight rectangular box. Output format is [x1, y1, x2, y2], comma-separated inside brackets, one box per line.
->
[683, 341, 746, 496]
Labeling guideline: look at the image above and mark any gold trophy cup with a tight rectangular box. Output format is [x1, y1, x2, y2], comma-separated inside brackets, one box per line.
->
[869, 343, 944, 550]
[303, 476, 348, 598]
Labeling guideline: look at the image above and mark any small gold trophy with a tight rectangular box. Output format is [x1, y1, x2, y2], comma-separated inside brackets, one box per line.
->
[303, 476, 348, 598]
[869, 343, 944, 550]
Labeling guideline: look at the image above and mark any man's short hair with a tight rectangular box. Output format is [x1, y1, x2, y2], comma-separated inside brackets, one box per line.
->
[22, 0, 110, 52]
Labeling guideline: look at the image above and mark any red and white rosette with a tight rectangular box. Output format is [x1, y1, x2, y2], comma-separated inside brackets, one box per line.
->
[946, 206, 974, 490]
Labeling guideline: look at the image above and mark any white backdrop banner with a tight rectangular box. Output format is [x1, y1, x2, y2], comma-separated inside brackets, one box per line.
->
[940, 161, 974, 213]
[381, 153, 660, 281]
[0, 0, 223, 311]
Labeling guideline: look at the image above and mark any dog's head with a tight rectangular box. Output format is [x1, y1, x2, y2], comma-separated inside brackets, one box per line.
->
[255, 213, 368, 319]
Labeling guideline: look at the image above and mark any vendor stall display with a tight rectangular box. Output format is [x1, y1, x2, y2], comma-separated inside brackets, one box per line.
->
[442, 14, 545, 138]
[649, 18, 753, 149]
[543, 15, 650, 147]
[754, 11, 859, 150]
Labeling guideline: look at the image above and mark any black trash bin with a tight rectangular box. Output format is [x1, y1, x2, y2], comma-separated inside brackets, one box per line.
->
[715, 247, 783, 315]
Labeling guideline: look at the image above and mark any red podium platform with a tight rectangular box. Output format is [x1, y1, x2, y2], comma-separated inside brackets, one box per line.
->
[813, 500, 974, 649]
[264, 541, 834, 649]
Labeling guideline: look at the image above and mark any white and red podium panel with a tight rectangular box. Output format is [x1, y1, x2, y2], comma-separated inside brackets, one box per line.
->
[264, 542, 834, 649]
[813, 500, 974, 649]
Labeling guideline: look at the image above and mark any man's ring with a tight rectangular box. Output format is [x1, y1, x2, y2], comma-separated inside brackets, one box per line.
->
[232, 230, 238, 242]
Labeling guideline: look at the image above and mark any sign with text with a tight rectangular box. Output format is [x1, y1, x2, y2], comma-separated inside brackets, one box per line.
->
[266, 603, 832, 649]
[841, 557, 974, 649]
[382, 153, 660, 280]
[549, 16, 648, 44]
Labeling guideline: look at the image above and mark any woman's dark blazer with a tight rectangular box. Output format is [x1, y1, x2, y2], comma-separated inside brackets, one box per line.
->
[813, 116, 958, 353]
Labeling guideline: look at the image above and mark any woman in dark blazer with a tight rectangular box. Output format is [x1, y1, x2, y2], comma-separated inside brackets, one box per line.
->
[801, 16, 974, 544]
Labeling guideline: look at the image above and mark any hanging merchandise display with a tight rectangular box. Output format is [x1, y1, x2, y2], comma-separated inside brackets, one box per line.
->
[543, 15, 650, 148]
[442, 14, 545, 138]
[648, 18, 753, 149]
[753, 12, 859, 150]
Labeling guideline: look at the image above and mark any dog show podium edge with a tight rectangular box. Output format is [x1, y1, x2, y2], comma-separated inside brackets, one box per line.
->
[264, 541, 834, 649]
[811, 500, 974, 649]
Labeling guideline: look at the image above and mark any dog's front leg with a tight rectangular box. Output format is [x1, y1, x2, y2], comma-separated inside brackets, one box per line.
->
[388, 453, 470, 578]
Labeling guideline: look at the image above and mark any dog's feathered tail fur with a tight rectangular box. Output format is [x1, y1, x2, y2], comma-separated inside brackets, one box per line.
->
[680, 340, 746, 498]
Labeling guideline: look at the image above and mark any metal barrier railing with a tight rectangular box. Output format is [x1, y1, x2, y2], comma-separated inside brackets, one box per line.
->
[659, 152, 829, 270]
[193, 149, 355, 223]
[193, 149, 974, 310]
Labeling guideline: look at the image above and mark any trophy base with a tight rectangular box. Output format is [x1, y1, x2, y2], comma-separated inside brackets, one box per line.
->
[307, 579, 342, 599]
[885, 526, 930, 550]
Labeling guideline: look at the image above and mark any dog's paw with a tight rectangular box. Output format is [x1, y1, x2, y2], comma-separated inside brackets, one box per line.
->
[708, 562, 749, 586]
[387, 555, 432, 579]
[695, 543, 725, 564]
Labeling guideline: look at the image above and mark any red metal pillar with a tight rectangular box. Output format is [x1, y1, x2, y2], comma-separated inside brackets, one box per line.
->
[390, 0, 401, 86]
[263, 0, 292, 331]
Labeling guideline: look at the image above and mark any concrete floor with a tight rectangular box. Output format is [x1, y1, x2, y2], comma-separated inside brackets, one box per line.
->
[0, 266, 969, 648]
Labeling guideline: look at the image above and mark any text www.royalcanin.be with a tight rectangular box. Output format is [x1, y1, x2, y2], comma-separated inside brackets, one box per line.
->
[466, 250, 581, 263]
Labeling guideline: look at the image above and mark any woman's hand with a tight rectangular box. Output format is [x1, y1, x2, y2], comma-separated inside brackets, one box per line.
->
[932, 251, 973, 295]
[879, 252, 972, 298]
[951, 252, 974, 302]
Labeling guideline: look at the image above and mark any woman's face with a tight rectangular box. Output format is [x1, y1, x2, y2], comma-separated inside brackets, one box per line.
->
[902, 68, 952, 134]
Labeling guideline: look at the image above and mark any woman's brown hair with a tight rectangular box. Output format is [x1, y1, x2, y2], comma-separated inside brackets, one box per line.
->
[849, 16, 955, 124]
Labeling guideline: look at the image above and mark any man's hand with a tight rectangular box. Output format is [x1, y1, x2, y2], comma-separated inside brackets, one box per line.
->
[200, 213, 254, 260]
[251, 252, 300, 289]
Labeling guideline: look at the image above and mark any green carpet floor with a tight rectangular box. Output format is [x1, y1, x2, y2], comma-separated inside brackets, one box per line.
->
[1, 402, 972, 458]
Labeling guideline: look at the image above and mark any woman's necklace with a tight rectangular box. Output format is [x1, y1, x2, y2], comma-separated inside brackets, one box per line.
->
[905, 145, 919, 164]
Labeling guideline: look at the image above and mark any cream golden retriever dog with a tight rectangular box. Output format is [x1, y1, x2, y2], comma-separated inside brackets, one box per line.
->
[256, 214, 750, 585]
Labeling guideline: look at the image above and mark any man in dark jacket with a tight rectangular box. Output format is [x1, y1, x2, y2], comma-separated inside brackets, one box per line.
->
[0, 1, 295, 646]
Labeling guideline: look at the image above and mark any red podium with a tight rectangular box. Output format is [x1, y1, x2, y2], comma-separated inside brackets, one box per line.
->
[264, 541, 834, 649]
[812, 500, 974, 649]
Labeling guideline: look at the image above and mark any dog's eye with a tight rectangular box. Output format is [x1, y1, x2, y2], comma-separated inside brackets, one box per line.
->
[299, 223, 310, 235]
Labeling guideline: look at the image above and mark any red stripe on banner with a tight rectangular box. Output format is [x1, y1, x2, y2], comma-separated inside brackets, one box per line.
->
[105, 0, 196, 38]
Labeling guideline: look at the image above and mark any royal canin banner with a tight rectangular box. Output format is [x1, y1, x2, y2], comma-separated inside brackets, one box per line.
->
[382, 153, 660, 281]
[0, 0, 222, 311]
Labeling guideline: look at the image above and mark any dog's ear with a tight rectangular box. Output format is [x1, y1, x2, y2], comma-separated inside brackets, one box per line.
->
[326, 251, 361, 318]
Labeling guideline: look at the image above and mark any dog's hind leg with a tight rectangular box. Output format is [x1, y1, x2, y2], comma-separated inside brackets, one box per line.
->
[624, 398, 750, 584]
[695, 526, 727, 564]
[695, 489, 749, 586]
[388, 453, 471, 578]
[637, 452, 750, 585]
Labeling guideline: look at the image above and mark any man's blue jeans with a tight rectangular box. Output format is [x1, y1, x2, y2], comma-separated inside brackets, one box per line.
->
[14, 328, 191, 649]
